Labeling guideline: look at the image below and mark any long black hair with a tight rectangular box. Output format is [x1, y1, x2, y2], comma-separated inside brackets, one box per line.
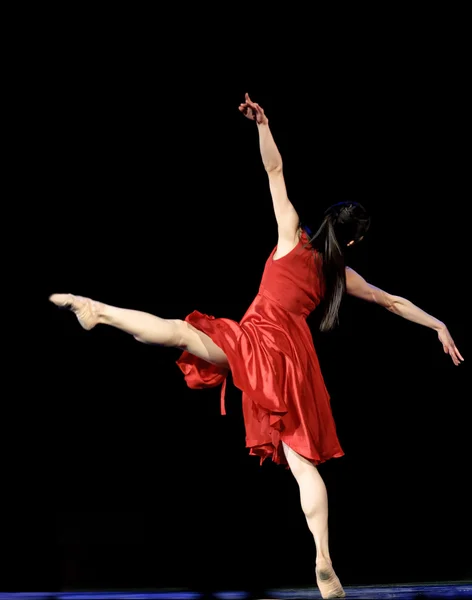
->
[302, 202, 371, 331]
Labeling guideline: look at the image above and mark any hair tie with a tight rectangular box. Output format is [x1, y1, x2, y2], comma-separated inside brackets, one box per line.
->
[304, 225, 313, 236]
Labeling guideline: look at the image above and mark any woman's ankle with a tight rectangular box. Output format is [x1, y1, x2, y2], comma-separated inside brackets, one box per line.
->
[95, 301, 109, 324]
[316, 555, 333, 569]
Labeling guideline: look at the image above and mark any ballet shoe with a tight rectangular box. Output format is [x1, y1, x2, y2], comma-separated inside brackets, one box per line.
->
[316, 562, 345, 599]
[49, 294, 100, 331]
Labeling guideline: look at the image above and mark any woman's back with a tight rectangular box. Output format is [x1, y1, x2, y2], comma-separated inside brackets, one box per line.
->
[258, 228, 324, 319]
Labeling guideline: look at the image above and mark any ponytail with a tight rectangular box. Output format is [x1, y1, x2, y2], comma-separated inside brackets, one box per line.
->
[303, 213, 346, 331]
[303, 202, 370, 331]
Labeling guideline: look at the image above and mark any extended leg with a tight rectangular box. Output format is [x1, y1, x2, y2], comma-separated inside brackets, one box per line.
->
[282, 442, 345, 599]
[49, 294, 229, 367]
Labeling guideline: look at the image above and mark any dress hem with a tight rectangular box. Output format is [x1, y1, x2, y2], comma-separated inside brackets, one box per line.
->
[246, 437, 345, 467]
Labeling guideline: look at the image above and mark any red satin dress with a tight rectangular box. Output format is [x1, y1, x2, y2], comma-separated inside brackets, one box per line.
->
[176, 229, 344, 466]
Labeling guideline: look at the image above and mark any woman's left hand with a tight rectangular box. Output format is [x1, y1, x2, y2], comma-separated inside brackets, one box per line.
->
[438, 325, 464, 366]
[239, 93, 269, 125]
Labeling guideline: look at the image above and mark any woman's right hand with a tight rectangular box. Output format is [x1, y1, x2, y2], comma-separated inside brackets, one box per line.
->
[437, 324, 464, 366]
[239, 93, 269, 125]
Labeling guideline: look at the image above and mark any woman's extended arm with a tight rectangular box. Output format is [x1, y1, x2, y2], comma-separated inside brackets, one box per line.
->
[345, 267, 464, 366]
[239, 93, 299, 241]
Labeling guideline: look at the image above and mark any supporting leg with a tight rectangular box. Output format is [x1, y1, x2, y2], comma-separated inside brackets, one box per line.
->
[283, 442, 345, 599]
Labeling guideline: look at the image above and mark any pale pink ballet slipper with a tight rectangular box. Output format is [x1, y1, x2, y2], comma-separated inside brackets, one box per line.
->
[49, 294, 101, 331]
[316, 563, 345, 599]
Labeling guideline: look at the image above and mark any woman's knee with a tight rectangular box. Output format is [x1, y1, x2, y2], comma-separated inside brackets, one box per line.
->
[171, 319, 188, 347]
[134, 319, 185, 347]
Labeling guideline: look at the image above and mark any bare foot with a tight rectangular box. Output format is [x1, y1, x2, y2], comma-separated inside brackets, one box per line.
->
[316, 561, 345, 599]
[49, 294, 101, 331]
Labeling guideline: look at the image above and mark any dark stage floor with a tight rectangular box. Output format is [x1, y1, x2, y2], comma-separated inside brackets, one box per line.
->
[3, 582, 472, 599]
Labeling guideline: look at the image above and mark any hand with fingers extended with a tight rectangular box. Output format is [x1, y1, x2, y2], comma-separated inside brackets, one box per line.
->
[239, 93, 269, 125]
[437, 325, 464, 366]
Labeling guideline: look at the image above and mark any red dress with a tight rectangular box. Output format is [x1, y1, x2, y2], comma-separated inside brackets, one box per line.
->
[176, 229, 344, 466]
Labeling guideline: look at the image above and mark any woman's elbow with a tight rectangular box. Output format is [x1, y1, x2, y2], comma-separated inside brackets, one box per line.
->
[385, 294, 401, 313]
[266, 163, 283, 175]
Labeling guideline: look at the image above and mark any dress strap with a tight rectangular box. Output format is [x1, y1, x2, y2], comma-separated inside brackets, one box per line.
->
[220, 377, 228, 415]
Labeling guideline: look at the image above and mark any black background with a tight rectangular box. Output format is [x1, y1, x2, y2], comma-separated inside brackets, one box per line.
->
[11, 12, 470, 593]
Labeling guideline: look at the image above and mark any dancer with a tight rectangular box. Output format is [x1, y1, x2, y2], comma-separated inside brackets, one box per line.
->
[50, 94, 463, 598]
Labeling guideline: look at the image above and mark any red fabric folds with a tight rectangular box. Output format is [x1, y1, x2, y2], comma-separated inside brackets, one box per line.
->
[176, 230, 344, 467]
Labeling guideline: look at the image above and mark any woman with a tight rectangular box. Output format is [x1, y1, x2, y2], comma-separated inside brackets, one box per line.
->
[50, 94, 463, 599]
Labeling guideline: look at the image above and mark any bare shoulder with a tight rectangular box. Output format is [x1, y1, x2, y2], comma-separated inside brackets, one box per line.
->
[345, 266, 359, 282]
[345, 267, 367, 292]
[273, 227, 302, 261]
